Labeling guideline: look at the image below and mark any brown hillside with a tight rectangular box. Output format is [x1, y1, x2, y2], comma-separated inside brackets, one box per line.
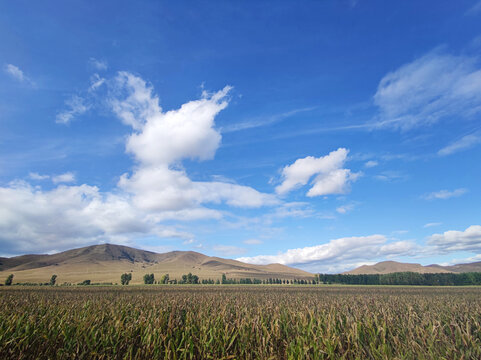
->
[0, 244, 313, 284]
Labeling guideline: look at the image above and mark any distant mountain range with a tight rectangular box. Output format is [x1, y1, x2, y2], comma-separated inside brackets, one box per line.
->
[344, 260, 481, 275]
[3, 244, 481, 285]
[0, 244, 313, 284]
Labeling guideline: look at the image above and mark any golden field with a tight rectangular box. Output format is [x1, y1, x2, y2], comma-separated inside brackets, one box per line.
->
[1, 285, 480, 359]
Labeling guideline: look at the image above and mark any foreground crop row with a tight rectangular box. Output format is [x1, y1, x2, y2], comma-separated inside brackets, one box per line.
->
[1, 286, 480, 359]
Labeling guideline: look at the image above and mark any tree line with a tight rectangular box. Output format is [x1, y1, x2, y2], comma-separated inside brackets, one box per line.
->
[137, 272, 313, 285]
[7, 271, 481, 287]
[2, 274, 58, 286]
[315, 272, 481, 286]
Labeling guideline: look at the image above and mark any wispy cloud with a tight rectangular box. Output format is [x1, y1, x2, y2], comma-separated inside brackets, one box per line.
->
[52, 172, 76, 184]
[373, 49, 481, 130]
[438, 132, 481, 156]
[243, 239, 263, 245]
[466, 0, 481, 15]
[89, 73, 106, 91]
[268, 202, 317, 219]
[4, 64, 33, 85]
[213, 245, 247, 257]
[374, 171, 408, 182]
[336, 203, 355, 214]
[29, 172, 75, 183]
[89, 57, 108, 71]
[225, 47, 481, 145]
[364, 160, 378, 168]
[56, 96, 89, 124]
[424, 222, 442, 228]
[423, 188, 467, 200]
[222, 107, 316, 133]
[28, 172, 50, 181]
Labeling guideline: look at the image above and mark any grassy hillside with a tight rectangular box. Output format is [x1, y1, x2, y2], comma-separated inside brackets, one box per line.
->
[0, 244, 313, 284]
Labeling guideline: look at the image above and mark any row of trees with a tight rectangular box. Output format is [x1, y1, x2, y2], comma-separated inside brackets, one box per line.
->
[220, 274, 308, 284]
[4, 274, 57, 286]
[138, 272, 481, 286]
[315, 272, 481, 286]
[138, 273, 313, 285]
[141, 273, 198, 284]
[10, 271, 481, 287]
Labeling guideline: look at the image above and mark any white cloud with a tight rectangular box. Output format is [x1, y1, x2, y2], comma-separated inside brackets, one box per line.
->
[374, 50, 481, 130]
[213, 245, 247, 257]
[1, 72, 281, 255]
[0, 181, 191, 254]
[113, 72, 277, 212]
[374, 171, 407, 182]
[438, 132, 481, 156]
[110, 71, 162, 130]
[122, 80, 230, 165]
[445, 254, 481, 266]
[89, 57, 108, 71]
[119, 166, 277, 212]
[428, 225, 481, 253]
[52, 172, 76, 184]
[275, 148, 360, 197]
[29, 172, 50, 181]
[364, 160, 378, 168]
[243, 239, 263, 245]
[424, 222, 442, 228]
[56, 95, 89, 124]
[236, 225, 481, 273]
[423, 188, 467, 200]
[4, 64, 31, 83]
[153, 208, 224, 222]
[268, 202, 316, 219]
[237, 235, 418, 272]
[89, 73, 106, 91]
[336, 203, 355, 214]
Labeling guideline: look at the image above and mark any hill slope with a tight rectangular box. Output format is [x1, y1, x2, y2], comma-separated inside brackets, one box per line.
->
[345, 260, 481, 275]
[0, 244, 313, 284]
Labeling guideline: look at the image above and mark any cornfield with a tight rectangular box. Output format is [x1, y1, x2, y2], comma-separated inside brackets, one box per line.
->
[1, 286, 480, 359]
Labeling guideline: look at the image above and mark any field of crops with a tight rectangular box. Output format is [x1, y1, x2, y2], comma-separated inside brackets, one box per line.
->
[1, 286, 481, 359]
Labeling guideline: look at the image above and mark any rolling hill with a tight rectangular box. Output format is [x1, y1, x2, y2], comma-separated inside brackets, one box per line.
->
[344, 260, 481, 275]
[0, 244, 313, 284]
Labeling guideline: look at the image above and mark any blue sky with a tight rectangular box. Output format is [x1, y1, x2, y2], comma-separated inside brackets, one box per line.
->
[1, 1, 481, 272]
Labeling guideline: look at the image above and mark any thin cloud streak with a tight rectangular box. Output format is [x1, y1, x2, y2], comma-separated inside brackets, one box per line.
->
[438, 132, 481, 156]
[423, 188, 467, 200]
[221, 107, 316, 133]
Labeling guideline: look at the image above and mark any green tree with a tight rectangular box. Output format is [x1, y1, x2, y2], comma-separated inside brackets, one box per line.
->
[221, 273, 227, 284]
[143, 273, 155, 284]
[180, 273, 199, 284]
[121, 273, 132, 285]
[160, 274, 169, 284]
[49, 275, 57, 286]
[5, 274, 14, 286]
